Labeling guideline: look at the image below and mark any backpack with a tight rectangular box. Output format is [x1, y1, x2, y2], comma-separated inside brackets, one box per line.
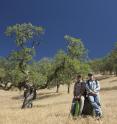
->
[84, 80, 98, 97]
[70, 99, 80, 116]
[87, 80, 98, 89]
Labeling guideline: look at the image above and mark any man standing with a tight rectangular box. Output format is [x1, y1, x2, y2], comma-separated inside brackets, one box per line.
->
[71, 75, 86, 116]
[86, 73, 102, 117]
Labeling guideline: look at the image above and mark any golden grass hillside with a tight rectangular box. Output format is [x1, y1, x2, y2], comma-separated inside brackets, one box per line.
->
[0, 76, 117, 124]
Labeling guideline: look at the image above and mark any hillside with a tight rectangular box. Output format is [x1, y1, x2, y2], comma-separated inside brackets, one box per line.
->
[0, 76, 117, 124]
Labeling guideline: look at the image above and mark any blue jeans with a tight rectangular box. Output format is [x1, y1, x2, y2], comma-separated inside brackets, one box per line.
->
[88, 94, 102, 116]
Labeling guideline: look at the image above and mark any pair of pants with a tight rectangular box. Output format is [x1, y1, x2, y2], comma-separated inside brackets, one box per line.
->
[88, 94, 102, 116]
[71, 96, 85, 115]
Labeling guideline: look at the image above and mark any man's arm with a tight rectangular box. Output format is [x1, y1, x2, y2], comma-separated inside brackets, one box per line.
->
[86, 82, 93, 93]
[73, 83, 76, 97]
[81, 82, 86, 95]
[86, 81, 97, 95]
[94, 81, 100, 93]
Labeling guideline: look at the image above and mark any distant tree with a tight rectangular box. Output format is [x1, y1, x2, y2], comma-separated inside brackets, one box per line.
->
[89, 42, 117, 75]
[108, 42, 117, 75]
[64, 35, 88, 61]
[30, 58, 53, 88]
[48, 35, 90, 94]
[89, 59, 103, 74]
[46, 50, 66, 92]
[0, 58, 15, 90]
[64, 35, 89, 93]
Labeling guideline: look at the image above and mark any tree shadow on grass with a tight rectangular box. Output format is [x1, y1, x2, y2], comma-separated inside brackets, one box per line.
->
[109, 79, 117, 83]
[11, 95, 23, 100]
[36, 92, 62, 100]
[101, 86, 117, 91]
[96, 76, 110, 81]
[11, 91, 62, 101]
[33, 101, 70, 108]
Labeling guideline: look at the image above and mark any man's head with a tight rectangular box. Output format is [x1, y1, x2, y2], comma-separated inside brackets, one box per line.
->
[88, 73, 94, 80]
[76, 74, 82, 81]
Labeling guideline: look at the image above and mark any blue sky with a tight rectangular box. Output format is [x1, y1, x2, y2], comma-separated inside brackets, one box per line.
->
[0, 0, 117, 60]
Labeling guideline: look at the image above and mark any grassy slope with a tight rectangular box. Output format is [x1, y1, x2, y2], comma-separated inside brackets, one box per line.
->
[0, 76, 117, 124]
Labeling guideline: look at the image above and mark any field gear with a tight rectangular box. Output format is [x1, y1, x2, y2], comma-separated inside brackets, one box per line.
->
[70, 96, 85, 116]
[82, 97, 94, 115]
[70, 98, 80, 116]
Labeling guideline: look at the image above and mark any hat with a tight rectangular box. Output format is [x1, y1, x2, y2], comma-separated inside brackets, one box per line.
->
[77, 74, 82, 78]
[88, 73, 93, 76]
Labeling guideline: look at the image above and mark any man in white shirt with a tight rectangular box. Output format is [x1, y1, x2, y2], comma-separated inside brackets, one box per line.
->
[86, 73, 102, 117]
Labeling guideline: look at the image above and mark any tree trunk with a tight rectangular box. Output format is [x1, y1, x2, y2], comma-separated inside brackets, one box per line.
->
[56, 82, 60, 93]
[116, 71, 117, 76]
[67, 83, 70, 94]
[109, 70, 112, 75]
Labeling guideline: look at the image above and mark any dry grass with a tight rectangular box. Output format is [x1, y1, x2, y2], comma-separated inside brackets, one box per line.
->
[0, 76, 117, 124]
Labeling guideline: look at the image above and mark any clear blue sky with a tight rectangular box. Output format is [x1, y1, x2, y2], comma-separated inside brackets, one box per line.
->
[0, 0, 117, 60]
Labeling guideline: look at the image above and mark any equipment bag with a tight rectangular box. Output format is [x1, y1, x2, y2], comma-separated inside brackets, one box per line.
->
[70, 99, 80, 116]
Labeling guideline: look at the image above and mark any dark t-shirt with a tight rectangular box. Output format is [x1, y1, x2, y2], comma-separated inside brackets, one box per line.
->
[74, 81, 86, 97]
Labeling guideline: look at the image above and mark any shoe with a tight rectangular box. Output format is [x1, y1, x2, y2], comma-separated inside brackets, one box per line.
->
[96, 113, 102, 118]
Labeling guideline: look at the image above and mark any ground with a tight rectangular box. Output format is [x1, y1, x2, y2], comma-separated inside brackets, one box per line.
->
[0, 76, 117, 124]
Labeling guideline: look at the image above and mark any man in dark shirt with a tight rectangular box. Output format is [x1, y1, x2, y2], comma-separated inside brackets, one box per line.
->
[71, 75, 86, 115]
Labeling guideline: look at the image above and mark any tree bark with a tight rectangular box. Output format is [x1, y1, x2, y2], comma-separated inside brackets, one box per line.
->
[56, 82, 60, 93]
[67, 83, 70, 94]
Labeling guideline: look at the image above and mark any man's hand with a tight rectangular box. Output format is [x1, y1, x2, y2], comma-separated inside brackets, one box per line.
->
[74, 95, 81, 100]
[90, 92, 97, 96]
[89, 90, 97, 96]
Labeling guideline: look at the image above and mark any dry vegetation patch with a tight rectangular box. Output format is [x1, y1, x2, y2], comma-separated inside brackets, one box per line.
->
[0, 76, 117, 124]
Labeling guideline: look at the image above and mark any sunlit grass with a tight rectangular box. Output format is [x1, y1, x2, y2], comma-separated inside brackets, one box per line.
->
[0, 76, 117, 124]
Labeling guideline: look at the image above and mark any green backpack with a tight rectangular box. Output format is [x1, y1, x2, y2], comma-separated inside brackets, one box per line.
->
[74, 100, 80, 116]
